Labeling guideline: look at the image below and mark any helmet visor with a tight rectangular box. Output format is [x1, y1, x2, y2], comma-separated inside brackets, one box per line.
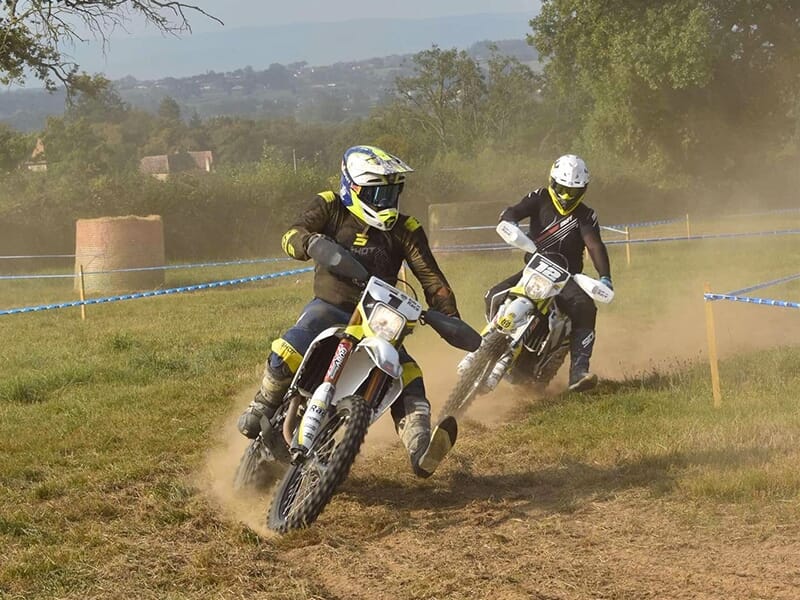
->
[551, 182, 585, 202]
[357, 182, 404, 210]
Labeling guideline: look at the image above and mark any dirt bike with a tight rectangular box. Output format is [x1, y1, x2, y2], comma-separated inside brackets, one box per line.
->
[234, 236, 481, 533]
[439, 221, 614, 421]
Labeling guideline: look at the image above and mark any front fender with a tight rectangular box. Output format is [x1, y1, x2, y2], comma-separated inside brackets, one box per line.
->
[495, 296, 535, 334]
[358, 336, 402, 379]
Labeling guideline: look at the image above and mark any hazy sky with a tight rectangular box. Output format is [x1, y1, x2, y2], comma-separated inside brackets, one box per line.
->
[185, 0, 537, 31]
[5, 2, 540, 85]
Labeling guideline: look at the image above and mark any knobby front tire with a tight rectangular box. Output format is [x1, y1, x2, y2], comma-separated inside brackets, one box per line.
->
[439, 333, 508, 422]
[267, 394, 370, 533]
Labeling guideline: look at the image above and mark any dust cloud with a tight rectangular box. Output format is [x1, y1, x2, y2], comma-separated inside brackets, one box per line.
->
[197, 328, 523, 529]
[196, 386, 281, 537]
[198, 241, 798, 531]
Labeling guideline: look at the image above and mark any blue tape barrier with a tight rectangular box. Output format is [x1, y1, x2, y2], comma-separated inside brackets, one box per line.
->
[600, 225, 629, 235]
[610, 216, 686, 229]
[607, 229, 800, 245]
[0, 266, 314, 316]
[437, 208, 798, 234]
[438, 224, 495, 232]
[433, 228, 800, 253]
[0, 256, 291, 281]
[438, 216, 685, 234]
[725, 273, 800, 297]
[703, 293, 800, 310]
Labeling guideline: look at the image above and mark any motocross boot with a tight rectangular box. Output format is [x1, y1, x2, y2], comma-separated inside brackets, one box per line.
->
[456, 336, 485, 376]
[237, 361, 292, 439]
[395, 393, 458, 479]
[417, 416, 458, 478]
[567, 328, 598, 392]
[456, 350, 477, 376]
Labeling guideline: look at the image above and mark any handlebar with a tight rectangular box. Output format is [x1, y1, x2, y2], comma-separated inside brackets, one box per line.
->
[497, 221, 538, 254]
[307, 235, 369, 282]
[422, 310, 482, 352]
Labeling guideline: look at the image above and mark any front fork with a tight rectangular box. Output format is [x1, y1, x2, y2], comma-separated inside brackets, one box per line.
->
[288, 312, 391, 463]
[485, 297, 563, 389]
[290, 335, 355, 462]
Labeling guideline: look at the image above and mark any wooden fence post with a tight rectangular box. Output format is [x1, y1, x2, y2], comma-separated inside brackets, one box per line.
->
[79, 264, 87, 321]
[625, 226, 631, 266]
[704, 283, 722, 407]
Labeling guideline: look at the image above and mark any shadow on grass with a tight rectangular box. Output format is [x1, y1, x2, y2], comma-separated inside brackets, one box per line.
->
[341, 445, 775, 523]
[482, 362, 699, 417]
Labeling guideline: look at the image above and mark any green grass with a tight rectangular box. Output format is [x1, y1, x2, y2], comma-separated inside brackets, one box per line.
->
[1, 235, 800, 598]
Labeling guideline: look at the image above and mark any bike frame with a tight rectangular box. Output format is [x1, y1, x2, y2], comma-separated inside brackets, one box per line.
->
[286, 276, 422, 455]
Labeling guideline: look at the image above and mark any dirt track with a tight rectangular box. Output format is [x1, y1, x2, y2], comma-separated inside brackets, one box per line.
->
[200, 285, 800, 599]
[203, 401, 800, 600]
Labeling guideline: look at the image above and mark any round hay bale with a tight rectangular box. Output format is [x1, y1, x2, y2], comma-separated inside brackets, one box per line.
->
[75, 215, 165, 294]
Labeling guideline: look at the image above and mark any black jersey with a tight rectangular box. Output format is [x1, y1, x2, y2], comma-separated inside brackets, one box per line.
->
[500, 188, 611, 278]
[281, 191, 459, 316]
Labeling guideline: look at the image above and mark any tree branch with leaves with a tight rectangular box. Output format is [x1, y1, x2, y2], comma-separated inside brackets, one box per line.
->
[0, 1, 220, 92]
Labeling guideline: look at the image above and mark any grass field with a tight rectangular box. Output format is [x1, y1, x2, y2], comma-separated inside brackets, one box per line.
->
[2, 233, 800, 599]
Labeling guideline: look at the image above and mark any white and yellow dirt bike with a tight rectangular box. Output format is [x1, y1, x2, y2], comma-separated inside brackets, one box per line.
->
[439, 221, 614, 421]
[234, 237, 481, 533]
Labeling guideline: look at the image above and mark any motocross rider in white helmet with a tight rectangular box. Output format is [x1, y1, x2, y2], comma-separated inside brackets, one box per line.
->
[477, 154, 613, 392]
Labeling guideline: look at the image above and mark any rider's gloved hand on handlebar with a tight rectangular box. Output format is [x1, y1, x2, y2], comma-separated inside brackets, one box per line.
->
[600, 276, 613, 291]
[305, 233, 330, 252]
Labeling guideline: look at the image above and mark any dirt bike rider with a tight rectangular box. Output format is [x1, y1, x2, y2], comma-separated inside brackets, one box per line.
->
[238, 145, 462, 477]
[472, 154, 612, 392]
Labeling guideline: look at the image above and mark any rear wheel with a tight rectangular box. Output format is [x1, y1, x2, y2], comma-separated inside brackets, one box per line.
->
[267, 395, 370, 533]
[439, 333, 508, 421]
[532, 340, 569, 387]
[233, 439, 278, 492]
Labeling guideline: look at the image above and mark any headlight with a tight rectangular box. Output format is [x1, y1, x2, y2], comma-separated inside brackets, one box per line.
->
[367, 303, 406, 341]
[523, 271, 555, 298]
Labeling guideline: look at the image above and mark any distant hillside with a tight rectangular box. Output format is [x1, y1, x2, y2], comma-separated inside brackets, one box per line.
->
[0, 33, 539, 132]
[72, 13, 534, 80]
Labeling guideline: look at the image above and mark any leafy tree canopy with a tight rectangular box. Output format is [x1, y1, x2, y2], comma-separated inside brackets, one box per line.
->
[389, 45, 544, 158]
[529, 0, 800, 175]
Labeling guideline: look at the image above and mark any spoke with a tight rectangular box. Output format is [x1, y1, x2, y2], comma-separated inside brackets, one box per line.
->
[277, 407, 353, 520]
[284, 466, 319, 518]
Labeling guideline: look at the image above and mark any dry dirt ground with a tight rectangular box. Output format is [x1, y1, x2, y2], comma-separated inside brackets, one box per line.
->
[198, 300, 800, 600]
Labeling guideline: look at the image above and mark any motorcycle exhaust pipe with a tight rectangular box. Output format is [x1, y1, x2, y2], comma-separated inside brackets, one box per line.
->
[283, 395, 303, 445]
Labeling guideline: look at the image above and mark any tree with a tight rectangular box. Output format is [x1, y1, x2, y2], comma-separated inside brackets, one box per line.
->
[482, 47, 545, 149]
[0, 1, 219, 92]
[158, 96, 182, 122]
[393, 46, 487, 153]
[0, 124, 32, 172]
[64, 74, 128, 122]
[529, 0, 800, 175]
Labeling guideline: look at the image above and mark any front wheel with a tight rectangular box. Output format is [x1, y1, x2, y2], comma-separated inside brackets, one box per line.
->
[439, 332, 508, 422]
[267, 395, 370, 533]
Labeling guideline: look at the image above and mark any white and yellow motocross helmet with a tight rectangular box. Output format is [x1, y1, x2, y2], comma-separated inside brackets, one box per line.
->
[340, 145, 413, 231]
[548, 154, 590, 215]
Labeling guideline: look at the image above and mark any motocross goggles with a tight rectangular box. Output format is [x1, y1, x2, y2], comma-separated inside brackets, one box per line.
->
[551, 182, 586, 202]
[356, 182, 404, 210]
[549, 181, 587, 213]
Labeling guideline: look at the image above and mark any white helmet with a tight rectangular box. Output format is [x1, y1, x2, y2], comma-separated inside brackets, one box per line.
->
[548, 154, 590, 215]
[340, 145, 413, 231]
